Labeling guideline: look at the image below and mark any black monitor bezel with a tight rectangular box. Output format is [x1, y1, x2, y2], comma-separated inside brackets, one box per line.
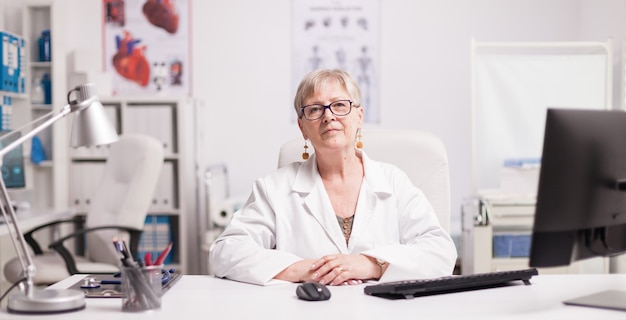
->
[529, 108, 626, 268]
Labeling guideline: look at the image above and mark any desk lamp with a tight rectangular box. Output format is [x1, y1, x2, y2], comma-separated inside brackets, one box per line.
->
[0, 83, 118, 314]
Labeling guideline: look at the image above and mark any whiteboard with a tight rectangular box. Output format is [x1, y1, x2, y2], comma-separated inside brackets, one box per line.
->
[472, 42, 612, 193]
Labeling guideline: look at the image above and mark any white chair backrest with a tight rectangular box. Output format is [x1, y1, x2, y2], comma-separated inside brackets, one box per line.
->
[85, 134, 164, 265]
[278, 129, 451, 232]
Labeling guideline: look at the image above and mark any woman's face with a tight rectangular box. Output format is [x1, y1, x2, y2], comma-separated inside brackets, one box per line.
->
[297, 79, 364, 155]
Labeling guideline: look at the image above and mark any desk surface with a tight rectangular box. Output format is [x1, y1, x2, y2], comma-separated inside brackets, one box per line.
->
[2, 274, 626, 319]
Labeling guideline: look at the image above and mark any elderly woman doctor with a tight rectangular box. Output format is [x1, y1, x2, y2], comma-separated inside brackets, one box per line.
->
[209, 69, 457, 286]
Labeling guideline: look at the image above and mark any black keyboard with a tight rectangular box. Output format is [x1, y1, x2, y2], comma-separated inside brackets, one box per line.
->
[364, 268, 538, 299]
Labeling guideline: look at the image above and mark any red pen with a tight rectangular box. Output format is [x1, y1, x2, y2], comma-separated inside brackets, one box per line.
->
[154, 242, 173, 266]
[144, 252, 153, 266]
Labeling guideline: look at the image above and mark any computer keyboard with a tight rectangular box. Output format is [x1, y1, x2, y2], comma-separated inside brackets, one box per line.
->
[364, 268, 538, 299]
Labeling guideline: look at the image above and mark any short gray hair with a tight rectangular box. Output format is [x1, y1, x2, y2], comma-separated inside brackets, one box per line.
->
[293, 69, 362, 118]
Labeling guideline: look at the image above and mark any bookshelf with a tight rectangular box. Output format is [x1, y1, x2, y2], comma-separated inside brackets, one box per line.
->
[20, 0, 69, 211]
[68, 96, 192, 273]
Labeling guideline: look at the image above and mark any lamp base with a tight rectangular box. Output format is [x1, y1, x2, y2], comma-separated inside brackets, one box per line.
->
[7, 288, 85, 314]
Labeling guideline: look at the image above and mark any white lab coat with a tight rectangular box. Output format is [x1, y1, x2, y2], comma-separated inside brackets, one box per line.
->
[209, 152, 457, 285]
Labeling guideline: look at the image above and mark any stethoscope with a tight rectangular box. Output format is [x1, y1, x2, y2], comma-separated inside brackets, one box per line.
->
[80, 268, 174, 289]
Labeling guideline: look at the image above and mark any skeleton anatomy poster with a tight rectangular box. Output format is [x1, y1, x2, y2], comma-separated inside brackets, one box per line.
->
[293, 0, 380, 123]
[103, 0, 190, 95]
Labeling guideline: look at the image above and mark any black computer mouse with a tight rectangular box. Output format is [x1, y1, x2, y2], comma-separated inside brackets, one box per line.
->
[296, 282, 331, 301]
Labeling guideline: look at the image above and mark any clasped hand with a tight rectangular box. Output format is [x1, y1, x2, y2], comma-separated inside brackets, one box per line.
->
[276, 254, 378, 286]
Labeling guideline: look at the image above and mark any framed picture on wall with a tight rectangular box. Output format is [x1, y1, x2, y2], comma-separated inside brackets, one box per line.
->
[102, 0, 191, 96]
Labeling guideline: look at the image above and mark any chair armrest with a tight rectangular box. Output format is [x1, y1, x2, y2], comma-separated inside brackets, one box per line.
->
[48, 225, 143, 275]
[23, 215, 85, 254]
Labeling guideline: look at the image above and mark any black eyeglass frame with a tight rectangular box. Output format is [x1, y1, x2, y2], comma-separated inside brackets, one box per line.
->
[300, 100, 355, 120]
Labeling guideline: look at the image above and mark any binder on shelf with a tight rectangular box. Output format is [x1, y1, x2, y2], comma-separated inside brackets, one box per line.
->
[70, 162, 106, 213]
[89, 162, 106, 211]
[125, 107, 145, 138]
[0, 96, 12, 130]
[138, 215, 174, 265]
[80, 163, 91, 212]
[17, 36, 25, 93]
[0, 31, 23, 93]
[125, 105, 175, 155]
[69, 162, 85, 212]
[151, 161, 175, 212]
[492, 233, 532, 258]
[0, 33, 7, 92]
[152, 106, 174, 154]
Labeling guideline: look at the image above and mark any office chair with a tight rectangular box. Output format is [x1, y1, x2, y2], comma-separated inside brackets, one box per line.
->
[277, 129, 451, 232]
[3, 134, 164, 285]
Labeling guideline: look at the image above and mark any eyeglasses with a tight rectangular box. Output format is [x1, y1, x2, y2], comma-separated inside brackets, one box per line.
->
[301, 100, 354, 120]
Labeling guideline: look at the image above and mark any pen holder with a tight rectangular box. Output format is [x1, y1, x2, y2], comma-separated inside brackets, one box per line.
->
[121, 265, 163, 312]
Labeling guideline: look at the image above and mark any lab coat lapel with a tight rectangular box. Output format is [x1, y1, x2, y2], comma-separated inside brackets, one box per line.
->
[292, 154, 347, 252]
[349, 152, 393, 251]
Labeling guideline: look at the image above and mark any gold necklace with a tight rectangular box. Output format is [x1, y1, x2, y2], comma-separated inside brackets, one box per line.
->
[336, 215, 355, 244]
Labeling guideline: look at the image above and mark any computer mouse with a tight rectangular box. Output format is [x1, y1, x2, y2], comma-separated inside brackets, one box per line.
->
[296, 282, 331, 301]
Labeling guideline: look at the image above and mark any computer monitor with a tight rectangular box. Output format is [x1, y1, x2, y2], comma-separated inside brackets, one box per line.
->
[529, 108, 626, 311]
[0, 130, 25, 189]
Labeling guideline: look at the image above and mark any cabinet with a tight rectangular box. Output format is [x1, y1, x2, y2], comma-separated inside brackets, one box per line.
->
[68, 96, 191, 273]
[461, 193, 609, 275]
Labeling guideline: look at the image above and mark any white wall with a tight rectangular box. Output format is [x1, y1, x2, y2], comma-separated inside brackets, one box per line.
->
[188, 0, 626, 249]
[11, 0, 626, 273]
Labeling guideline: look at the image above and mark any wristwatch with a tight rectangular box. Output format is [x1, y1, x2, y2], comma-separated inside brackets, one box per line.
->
[375, 258, 387, 279]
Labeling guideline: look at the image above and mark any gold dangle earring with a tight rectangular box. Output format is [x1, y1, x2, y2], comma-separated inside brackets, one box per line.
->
[302, 140, 310, 160]
[355, 129, 363, 149]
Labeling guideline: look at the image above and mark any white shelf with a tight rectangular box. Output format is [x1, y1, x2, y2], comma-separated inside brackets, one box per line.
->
[32, 160, 53, 168]
[0, 91, 27, 99]
[31, 103, 53, 110]
[69, 97, 191, 273]
[18, 0, 69, 211]
[29, 61, 51, 68]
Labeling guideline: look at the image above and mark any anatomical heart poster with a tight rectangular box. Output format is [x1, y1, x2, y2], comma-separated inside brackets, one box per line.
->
[103, 0, 190, 95]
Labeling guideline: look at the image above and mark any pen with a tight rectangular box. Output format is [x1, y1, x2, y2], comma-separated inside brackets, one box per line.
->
[112, 238, 139, 267]
[144, 252, 153, 266]
[122, 240, 132, 259]
[112, 238, 125, 257]
[154, 242, 173, 266]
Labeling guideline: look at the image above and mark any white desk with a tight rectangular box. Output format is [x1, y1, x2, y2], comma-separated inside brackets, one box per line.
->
[1, 274, 625, 319]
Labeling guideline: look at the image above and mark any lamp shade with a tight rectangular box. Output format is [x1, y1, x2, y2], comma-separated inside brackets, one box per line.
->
[69, 84, 118, 147]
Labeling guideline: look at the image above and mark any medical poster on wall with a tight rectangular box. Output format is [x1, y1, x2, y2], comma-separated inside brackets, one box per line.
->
[102, 0, 190, 96]
[293, 0, 380, 123]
